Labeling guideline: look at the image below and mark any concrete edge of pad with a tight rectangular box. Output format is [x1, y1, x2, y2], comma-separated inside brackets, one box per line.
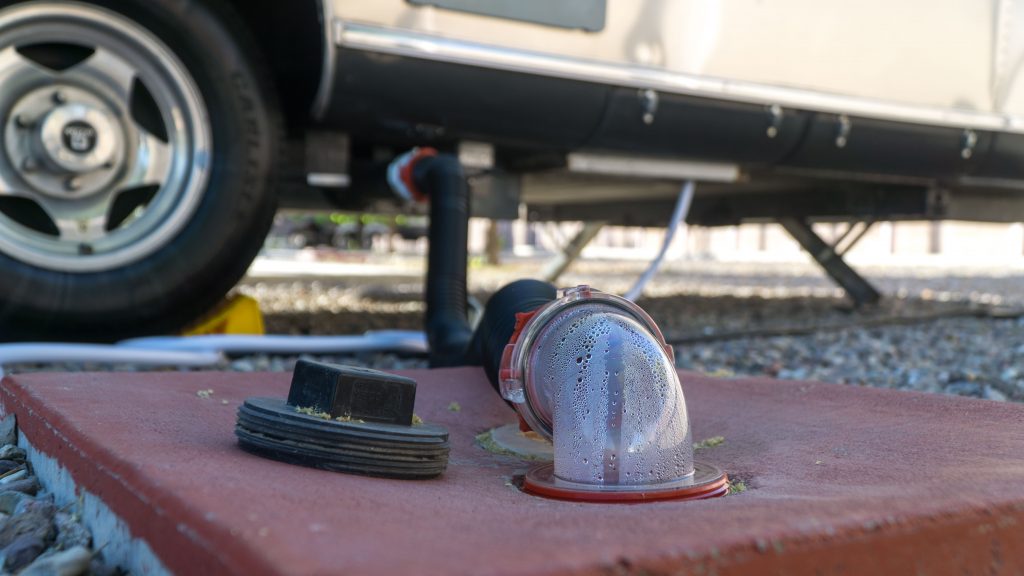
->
[19, 434, 171, 576]
[673, 500, 1024, 575]
[0, 378, 170, 575]
[0, 376, 264, 576]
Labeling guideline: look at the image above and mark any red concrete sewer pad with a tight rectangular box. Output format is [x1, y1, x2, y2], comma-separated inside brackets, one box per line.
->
[2, 368, 1024, 576]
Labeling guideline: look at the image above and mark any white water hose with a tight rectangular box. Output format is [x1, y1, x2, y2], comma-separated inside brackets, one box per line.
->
[0, 344, 221, 378]
[118, 331, 428, 355]
[0, 331, 428, 377]
[624, 180, 695, 302]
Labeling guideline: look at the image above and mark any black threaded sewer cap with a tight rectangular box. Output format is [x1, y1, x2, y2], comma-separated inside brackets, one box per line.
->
[287, 360, 417, 426]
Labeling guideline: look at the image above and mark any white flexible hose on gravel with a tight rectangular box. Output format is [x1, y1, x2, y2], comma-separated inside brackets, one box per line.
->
[0, 344, 223, 377]
[118, 331, 428, 355]
[624, 180, 695, 302]
[0, 331, 428, 376]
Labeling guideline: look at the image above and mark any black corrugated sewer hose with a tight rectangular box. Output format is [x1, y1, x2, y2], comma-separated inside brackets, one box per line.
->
[396, 150, 556, 382]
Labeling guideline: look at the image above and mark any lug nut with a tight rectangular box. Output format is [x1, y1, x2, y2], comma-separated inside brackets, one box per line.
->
[13, 114, 31, 129]
[21, 158, 38, 173]
[52, 91, 67, 105]
[65, 177, 82, 191]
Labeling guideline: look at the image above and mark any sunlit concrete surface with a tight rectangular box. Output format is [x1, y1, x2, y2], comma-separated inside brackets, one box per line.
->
[1, 368, 1022, 575]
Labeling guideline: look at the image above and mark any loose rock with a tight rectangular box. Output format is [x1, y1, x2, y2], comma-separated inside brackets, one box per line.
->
[0, 491, 32, 515]
[0, 469, 28, 484]
[4, 477, 40, 496]
[0, 460, 22, 475]
[0, 499, 55, 548]
[0, 416, 16, 447]
[53, 513, 91, 551]
[946, 381, 982, 398]
[0, 445, 26, 462]
[984, 386, 1009, 402]
[19, 546, 92, 576]
[3, 533, 46, 572]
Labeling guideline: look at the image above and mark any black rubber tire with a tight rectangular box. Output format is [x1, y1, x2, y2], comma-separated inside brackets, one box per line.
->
[0, 0, 280, 341]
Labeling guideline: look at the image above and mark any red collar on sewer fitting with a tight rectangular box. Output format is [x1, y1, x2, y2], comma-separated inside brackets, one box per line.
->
[399, 147, 438, 203]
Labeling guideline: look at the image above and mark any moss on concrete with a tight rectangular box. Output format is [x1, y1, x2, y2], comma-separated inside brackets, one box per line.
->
[727, 480, 747, 495]
[294, 406, 364, 424]
[294, 406, 331, 420]
[694, 436, 725, 450]
[475, 429, 550, 461]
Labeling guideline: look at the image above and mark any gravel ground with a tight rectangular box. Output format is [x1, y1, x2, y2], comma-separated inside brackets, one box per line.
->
[0, 417, 110, 576]
[10, 255, 1022, 402]
[234, 256, 1024, 404]
[675, 315, 1024, 402]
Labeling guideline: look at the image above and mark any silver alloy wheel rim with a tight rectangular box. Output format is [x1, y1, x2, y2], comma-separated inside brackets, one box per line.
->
[0, 2, 211, 272]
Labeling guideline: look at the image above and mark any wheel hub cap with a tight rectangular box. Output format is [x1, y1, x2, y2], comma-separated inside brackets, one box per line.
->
[41, 104, 117, 173]
[6, 85, 126, 200]
[0, 2, 212, 272]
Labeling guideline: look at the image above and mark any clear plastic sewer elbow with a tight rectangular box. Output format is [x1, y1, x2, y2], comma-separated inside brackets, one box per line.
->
[499, 285, 728, 502]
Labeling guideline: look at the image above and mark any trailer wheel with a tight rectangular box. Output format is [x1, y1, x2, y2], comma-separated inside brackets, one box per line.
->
[0, 0, 279, 340]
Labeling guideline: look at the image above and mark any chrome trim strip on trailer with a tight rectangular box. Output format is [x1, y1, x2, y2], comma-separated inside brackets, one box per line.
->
[312, 0, 338, 119]
[307, 172, 351, 188]
[566, 153, 739, 182]
[333, 20, 1024, 134]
